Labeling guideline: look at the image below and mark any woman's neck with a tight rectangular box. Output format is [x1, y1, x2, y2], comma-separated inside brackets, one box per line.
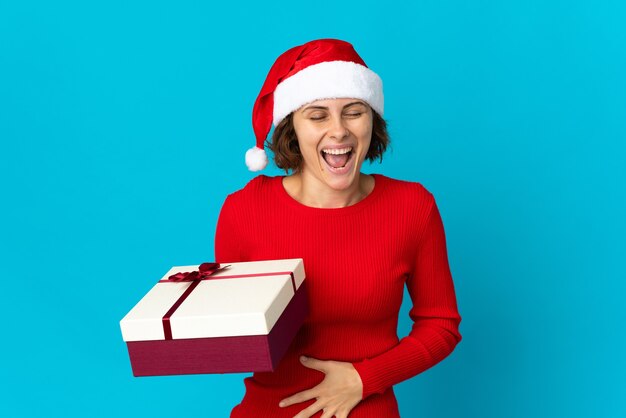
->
[283, 171, 374, 209]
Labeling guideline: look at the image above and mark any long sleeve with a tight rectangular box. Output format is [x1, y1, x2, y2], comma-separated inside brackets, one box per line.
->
[214, 194, 242, 263]
[351, 196, 463, 400]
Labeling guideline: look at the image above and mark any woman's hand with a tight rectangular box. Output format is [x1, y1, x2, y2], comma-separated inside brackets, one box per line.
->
[279, 355, 363, 418]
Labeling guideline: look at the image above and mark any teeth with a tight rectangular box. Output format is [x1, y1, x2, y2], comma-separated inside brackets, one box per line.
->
[322, 147, 352, 155]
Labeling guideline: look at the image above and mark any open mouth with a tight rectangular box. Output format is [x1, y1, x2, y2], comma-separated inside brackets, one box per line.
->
[320, 148, 354, 170]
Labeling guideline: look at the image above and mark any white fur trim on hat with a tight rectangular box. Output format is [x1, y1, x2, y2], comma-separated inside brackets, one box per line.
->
[245, 146, 269, 171]
[272, 60, 384, 127]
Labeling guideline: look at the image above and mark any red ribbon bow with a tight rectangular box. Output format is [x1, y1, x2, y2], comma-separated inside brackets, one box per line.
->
[167, 262, 225, 282]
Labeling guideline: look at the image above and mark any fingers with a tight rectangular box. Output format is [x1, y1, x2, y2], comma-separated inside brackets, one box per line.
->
[279, 388, 317, 408]
[320, 407, 338, 418]
[300, 355, 330, 373]
[292, 399, 325, 418]
[280, 357, 361, 417]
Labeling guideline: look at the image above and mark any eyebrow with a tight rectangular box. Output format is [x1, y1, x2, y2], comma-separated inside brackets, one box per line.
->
[302, 101, 367, 112]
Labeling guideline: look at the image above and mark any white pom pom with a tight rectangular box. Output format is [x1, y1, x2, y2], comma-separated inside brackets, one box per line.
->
[245, 146, 268, 171]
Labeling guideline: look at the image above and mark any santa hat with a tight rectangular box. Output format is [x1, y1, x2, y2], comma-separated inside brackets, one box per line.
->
[246, 38, 384, 171]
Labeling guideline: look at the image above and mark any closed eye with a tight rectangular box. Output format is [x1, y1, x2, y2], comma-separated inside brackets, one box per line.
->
[310, 113, 362, 121]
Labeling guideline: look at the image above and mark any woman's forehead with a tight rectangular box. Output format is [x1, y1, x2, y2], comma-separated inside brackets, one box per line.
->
[300, 98, 368, 110]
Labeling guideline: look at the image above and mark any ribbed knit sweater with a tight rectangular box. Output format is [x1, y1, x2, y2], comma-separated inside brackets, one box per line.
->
[214, 173, 462, 417]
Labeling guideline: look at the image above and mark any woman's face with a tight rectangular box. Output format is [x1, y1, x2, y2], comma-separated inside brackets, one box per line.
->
[292, 97, 373, 190]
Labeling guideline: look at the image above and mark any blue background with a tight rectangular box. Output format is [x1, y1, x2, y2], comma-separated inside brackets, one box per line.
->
[1, 1, 624, 417]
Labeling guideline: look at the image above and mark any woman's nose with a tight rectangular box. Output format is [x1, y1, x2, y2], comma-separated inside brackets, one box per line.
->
[328, 114, 349, 139]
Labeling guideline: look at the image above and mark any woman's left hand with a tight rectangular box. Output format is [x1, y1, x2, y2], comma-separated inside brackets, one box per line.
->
[279, 355, 363, 418]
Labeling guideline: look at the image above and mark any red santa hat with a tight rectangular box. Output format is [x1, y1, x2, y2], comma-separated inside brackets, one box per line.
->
[246, 38, 384, 171]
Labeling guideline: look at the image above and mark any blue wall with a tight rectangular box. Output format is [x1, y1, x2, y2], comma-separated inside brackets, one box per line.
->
[1, 1, 624, 416]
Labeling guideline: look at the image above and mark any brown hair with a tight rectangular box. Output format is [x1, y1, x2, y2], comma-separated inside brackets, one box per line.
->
[267, 108, 390, 174]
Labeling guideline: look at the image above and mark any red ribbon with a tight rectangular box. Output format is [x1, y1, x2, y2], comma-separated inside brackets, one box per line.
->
[166, 262, 225, 282]
[159, 262, 296, 340]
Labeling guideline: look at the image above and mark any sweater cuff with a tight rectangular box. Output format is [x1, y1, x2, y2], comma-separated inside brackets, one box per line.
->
[351, 342, 431, 400]
[352, 357, 385, 400]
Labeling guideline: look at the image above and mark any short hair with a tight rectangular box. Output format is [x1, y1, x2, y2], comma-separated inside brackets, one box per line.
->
[267, 108, 390, 174]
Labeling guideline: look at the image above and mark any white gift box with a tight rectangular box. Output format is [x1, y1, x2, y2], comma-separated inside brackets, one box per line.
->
[119, 258, 308, 376]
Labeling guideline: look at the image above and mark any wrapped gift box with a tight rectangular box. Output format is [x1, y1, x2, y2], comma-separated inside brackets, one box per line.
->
[120, 258, 308, 376]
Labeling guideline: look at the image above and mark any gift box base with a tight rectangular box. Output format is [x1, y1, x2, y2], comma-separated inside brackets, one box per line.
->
[126, 280, 309, 376]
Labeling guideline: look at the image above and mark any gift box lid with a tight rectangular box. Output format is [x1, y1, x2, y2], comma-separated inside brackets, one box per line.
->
[120, 258, 305, 342]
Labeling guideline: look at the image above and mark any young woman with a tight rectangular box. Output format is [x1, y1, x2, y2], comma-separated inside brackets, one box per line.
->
[215, 38, 462, 418]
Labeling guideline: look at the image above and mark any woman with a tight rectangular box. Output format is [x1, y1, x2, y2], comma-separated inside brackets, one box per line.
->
[215, 39, 462, 418]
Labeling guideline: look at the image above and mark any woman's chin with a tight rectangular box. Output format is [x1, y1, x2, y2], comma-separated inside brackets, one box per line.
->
[319, 162, 362, 190]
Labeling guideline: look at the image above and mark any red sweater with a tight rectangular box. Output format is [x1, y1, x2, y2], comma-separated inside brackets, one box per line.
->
[214, 173, 462, 417]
